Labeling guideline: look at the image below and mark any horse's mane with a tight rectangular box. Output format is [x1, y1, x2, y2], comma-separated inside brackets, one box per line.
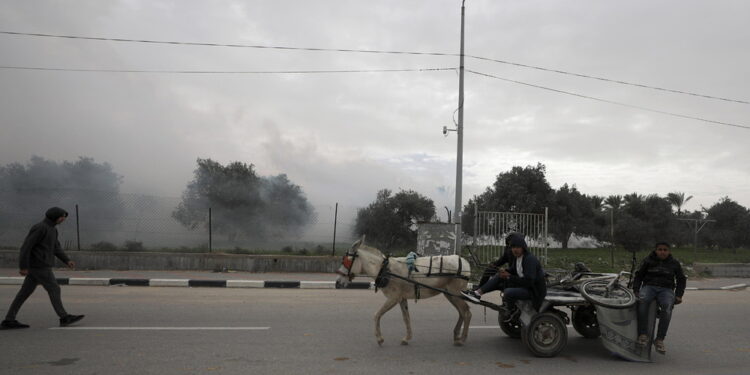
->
[358, 244, 385, 259]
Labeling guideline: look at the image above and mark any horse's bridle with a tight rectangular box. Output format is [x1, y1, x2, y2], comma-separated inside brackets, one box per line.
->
[337, 249, 359, 281]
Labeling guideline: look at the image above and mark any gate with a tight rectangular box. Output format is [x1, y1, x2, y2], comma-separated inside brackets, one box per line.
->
[470, 206, 548, 266]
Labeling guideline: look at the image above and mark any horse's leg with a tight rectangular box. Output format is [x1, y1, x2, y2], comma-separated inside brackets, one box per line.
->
[398, 298, 412, 345]
[374, 297, 400, 346]
[445, 294, 472, 346]
[456, 298, 472, 344]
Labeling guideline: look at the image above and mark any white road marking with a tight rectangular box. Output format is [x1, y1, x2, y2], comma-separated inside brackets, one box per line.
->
[50, 327, 270, 330]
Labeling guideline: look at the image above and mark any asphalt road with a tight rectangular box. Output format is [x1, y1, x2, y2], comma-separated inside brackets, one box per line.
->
[0, 283, 748, 375]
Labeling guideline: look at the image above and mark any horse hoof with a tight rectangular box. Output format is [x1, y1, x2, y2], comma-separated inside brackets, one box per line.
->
[453, 341, 464, 347]
[400, 340, 409, 346]
[377, 339, 384, 346]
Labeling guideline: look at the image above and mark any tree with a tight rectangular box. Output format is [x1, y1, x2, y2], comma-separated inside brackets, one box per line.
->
[589, 195, 605, 211]
[604, 195, 623, 211]
[172, 158, 314, 242]
[666, 192, 693, 216]
[614, 193, 673, 249]
[461, 163, 553, 233]
[548, 184, 596, 249]
[703, 197, 750, 248]
[354, 189, 435, 250]
[613, 213, 653, 252]
[0, 156, 124, 241]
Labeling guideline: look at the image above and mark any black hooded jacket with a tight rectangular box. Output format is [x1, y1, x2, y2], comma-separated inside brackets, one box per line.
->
[632, 251, 687, 297]
[477, 233, 520, 284]
[18, 207, 71, 269]
[505, 234, 547, 310]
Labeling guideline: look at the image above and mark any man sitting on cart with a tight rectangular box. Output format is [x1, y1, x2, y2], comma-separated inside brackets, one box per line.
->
[462, 233, 547, 320]
[470, 232, 520, 292]
[633, 242, 686, 355]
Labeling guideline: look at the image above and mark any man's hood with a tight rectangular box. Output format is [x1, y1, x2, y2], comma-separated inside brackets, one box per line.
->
[507, 233, 529, 253]
[45, 207, 69, 224]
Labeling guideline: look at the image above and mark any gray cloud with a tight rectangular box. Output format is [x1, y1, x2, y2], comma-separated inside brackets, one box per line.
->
[1, 0, 748, 224]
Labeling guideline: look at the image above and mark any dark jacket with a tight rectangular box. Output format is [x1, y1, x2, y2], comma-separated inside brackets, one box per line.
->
[19, 207, 71, 269]
[505, 234, 547, 311]
[477, 233, 520, 286]
[632, 251, 687, 297]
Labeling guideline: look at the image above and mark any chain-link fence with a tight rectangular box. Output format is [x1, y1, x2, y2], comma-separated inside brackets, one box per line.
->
[0, 189, 360, 253]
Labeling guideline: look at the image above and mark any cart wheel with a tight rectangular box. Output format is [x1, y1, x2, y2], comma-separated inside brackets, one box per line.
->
[580, 280, 636, 309]
[521, 312, 567, 357]
[572, 306, 600, 338]
[497, 310, 522, 339]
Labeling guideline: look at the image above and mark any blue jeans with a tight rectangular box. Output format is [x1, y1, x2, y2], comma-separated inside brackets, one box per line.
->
[478, 274, 507, 294]
[503, 287, 531, 308]
[637, 285, 675, 340]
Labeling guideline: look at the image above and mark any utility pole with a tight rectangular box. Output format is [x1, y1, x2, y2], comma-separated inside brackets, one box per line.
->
[453, 0, 466, 255]
[331, 203, 338, 256]
[677, 218, 715, 260]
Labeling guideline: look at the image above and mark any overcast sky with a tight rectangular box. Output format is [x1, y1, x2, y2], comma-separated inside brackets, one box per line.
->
[1, 0, 749, 221]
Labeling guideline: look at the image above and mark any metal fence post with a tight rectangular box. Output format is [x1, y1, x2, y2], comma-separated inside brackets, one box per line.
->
[544, 207, 549, 266]
[75, 204, 80, 251]
[331, 202, 338, 256]
[208, 207, 212, 253]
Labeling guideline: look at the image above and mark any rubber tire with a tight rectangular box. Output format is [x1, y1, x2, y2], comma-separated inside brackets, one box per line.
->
[571, 306, 600, 338]
[580, 280, 636, 309]
[498, 310, 522, 339]
[521, 312, 568, 358]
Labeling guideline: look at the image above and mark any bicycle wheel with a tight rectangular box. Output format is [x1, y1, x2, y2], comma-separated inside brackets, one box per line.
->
[580, 280, 636, 309]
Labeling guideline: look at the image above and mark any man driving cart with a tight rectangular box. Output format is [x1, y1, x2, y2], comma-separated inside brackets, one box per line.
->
[462, 233, 546, 321]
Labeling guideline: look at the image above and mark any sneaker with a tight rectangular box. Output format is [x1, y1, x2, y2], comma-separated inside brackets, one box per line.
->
[0, 320, 30, 329]
[636, 334, 649, 346]
[59, 314, 85, 327]
[461, 290, 481, 303]
[654, 339, 666, 354]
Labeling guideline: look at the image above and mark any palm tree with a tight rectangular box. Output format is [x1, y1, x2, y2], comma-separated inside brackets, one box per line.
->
[667, 192, 693, 215]
[604, 195, 624, 210]
[590, 195, 605, 211]
[623, 193, 644, 207]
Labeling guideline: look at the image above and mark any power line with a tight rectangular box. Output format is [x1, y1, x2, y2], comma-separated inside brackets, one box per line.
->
[466, 55, 749, 105]
[2, 61, 745, 130]
[466, 69, 750, 131]
[1, 30, 746, 105]
[0, 65, 455, 74]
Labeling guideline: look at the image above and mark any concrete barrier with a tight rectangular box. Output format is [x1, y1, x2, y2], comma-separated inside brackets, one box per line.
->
[0, 250, 340, 273]
[69, 278, 110, 286]
[0, 277, 24, 285]
[693, 263, 750, 278]
[149, 279, 189, 287]
[226, 280, 264, 288]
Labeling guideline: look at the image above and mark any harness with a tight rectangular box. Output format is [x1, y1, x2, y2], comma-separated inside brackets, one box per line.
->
[374, 256, 390, 291]
[425, 256, 467, 279]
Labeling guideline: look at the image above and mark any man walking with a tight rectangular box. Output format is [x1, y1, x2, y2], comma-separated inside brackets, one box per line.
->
[633, 242, 686, 354]
[1, 207, 85, 329]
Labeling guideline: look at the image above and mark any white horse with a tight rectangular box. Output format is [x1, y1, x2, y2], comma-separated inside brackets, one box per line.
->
[335, 237, 473, 346]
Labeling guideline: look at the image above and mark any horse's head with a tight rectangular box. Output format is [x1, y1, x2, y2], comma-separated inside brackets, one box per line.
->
[335, 236, 365, 288]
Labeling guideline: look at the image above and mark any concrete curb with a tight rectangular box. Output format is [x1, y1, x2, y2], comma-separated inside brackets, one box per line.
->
[1, 277, 744, 291]
[0, 277, 373, 289]
[685, 283, 747, 291]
